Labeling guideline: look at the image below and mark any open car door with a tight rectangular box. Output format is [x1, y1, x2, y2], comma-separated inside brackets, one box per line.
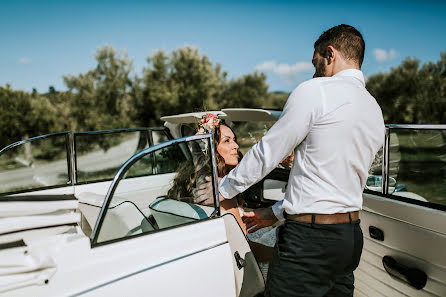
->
[88, 133, 264, 297]
[356, 125, 446, 296]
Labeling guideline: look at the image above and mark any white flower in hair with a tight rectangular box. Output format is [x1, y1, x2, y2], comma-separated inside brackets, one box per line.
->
[197, 113, 221, 134]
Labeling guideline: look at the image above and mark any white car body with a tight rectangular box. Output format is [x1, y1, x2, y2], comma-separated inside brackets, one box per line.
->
[0, 109, 445, 296]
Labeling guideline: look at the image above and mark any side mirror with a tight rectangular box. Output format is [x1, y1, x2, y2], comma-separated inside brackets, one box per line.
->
[365, 175, 397, 194]
[388, 177, 397, 194]
[263, 179, 287, 201]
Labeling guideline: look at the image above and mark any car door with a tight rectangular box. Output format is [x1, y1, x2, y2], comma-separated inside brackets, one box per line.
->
[84, 133, 263, 297]
[356, 125, 446, 297]
[73, 127, 171, 234]
[70, 134, 235, 296]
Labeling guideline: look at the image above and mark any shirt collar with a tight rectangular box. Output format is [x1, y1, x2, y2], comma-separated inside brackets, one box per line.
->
[333, 69, 365, 87]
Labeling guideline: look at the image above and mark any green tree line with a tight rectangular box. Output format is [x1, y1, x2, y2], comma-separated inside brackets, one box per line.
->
[0, 46, 444, 148]
[366, 53, 446, 124]
[0, 45, 288, 147]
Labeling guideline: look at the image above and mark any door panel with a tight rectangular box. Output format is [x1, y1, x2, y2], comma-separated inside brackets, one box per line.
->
[356, 126, 446, 296]
[356, 193, 446, 296]
[222, 213, 264, 297]
[8, 219, 234, 297]
[362, 193, 445, 234]
[82, 244, 235, 297]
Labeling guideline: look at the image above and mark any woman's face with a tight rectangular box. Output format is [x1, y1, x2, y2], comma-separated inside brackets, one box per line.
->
[217, 125, 239, 166]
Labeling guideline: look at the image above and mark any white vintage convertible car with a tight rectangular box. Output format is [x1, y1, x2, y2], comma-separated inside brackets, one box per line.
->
[0, 108, 445, 296]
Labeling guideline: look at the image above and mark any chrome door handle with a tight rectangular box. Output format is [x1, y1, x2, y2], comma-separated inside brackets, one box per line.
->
[382, 256, 427, 290]
[369, 226, 384, 241]
[234, 251, 246, 270]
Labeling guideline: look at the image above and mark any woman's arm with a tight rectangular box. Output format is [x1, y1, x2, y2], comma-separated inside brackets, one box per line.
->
[220, 198, 246, 235]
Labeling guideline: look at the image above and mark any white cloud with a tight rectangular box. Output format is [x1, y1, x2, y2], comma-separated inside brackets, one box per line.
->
[255, 60, 313, 84]
[17, 57, 31, 65]
[373, 48, 398, 63]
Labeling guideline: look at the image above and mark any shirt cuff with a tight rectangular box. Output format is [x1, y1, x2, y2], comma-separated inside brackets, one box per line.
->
[272, 200, 285, 221]
[218, 175, 238, 199]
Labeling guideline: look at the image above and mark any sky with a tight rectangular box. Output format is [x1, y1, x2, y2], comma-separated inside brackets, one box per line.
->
[1, 0, 445, 93]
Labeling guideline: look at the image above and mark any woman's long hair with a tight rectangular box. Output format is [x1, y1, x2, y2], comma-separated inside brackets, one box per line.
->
[167, 123, 244, 206]
[214, 123, 243, 178]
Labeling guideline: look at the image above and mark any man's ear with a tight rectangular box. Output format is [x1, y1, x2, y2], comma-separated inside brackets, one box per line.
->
[326, 46, 335, 65]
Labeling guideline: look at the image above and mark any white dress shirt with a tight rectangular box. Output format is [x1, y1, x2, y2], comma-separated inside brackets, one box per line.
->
[219, 69, 385, 220]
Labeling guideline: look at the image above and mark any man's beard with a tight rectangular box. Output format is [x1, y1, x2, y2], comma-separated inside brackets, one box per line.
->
[314, 59, 326, 77]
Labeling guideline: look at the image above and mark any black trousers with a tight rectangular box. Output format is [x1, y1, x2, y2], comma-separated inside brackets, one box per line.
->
[264, 219, 363, 297]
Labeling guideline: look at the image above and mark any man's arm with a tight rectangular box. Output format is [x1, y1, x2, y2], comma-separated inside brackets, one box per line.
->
[241, 199, 285, 233]
[219, 81, 322, 208]
[243, 207, 278, 233]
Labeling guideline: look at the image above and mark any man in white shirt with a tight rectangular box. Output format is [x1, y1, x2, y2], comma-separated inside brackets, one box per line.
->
[198, 24, 384, 296]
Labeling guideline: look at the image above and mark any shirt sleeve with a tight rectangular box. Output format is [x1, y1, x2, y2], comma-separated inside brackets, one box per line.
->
[219, 81, 322, 217]
[272, 200, 285, 221]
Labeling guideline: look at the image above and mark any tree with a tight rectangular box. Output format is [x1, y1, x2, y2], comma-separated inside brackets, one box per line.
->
[416, 52, 446, 124]
[366, 52, 446, 124]
[48, 86, 56, 95]
[0, 86, 57, 147]
[266, 91, 289, 109]
[63, 45, 133, 131]
[220, 72, 269, 108]
[134, 47, 226, 126]
[133, 46, 278, 126]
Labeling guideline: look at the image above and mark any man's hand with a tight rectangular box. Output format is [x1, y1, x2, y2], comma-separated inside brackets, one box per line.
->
[242, 207, 278, 233]
[193, 176, 224, 206]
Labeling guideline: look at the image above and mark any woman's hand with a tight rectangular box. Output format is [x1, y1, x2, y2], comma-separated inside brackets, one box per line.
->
[242, 207, 278, 233]
[193, 176, 224, 205]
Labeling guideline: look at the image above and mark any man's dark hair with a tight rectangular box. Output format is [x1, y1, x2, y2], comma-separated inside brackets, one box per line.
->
[314, 24, 365, 67]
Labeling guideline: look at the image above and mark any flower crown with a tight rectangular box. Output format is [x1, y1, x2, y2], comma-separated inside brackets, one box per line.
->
[197, 113, 221, 134]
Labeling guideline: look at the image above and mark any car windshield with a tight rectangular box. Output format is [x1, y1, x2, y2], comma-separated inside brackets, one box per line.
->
[230, 121, 275, 155]
[181, 120, 275, 155]
[181, 119, 294, 170]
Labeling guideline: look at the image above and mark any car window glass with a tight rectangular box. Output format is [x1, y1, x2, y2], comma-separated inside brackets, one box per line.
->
[94, 137, 217, 245]
[154, 142, 187, 174]
[124, 153, 154, 178]
[75, 130, 150, 183]
[231, 121, 295, 169]
[182, 121, 276, 154]
[365, 146, 384, 193]
[0, 134, 70, 195]
[388, 129, 446, 207]
[231, 121, 275, 155]
[151, 130, 169, 145]
[181, 124, 196, 137]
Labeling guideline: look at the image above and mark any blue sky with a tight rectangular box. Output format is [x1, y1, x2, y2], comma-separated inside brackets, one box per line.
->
[1, 0, 445, 93]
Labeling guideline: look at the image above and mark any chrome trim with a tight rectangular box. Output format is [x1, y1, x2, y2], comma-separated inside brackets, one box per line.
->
[71, 240, 229, 297]
[91, 134, 216, 245]
[386, 124, 446, 130]
[65, 133, 74, 186]
[147, 130, 154, 146]
[147, 130, 157, 175]
[0, 132, 70, 155]
[73, 127, 164, 135]
[382, 128, 390, 195]
[72, 133, 78, 185]
[209, 133, 221, 216]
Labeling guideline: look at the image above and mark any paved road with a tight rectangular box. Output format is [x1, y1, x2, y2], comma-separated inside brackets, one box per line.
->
[0, 135, 140, 193]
